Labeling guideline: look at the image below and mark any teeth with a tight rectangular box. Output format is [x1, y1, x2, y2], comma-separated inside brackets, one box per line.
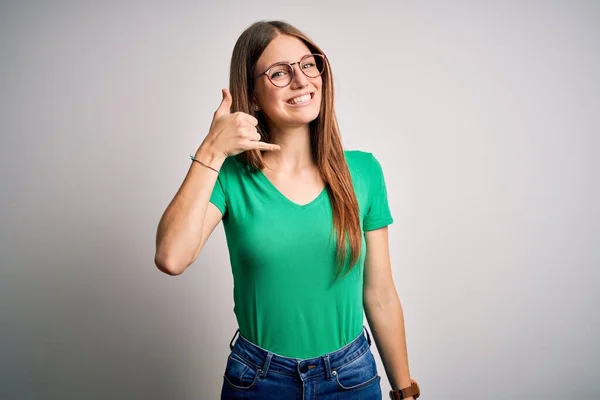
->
[287, 94, 311, 104]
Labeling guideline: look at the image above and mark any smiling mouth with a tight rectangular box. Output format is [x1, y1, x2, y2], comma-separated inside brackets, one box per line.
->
[286, 92, 314, 105]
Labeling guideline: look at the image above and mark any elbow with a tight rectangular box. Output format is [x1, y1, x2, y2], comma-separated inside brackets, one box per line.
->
[363, 286, 398, 310]
[154, 253, 186, 276]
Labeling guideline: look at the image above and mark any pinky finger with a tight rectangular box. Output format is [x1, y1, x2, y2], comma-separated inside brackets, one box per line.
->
[255, 141, 281, 151]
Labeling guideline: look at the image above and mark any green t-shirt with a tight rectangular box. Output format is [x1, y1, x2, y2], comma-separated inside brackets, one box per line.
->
[209, 149, 393, 359]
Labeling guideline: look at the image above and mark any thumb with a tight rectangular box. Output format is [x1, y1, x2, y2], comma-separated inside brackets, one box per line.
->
[214, 88, 232, 118]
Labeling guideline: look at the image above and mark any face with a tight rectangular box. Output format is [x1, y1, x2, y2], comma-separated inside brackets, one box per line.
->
[252, 35, 323, 129]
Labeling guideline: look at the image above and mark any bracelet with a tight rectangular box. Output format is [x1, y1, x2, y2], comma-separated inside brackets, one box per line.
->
[189, 154, 220, 173]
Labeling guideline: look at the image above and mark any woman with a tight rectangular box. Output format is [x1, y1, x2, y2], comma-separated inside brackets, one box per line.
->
[155, 20, 418, 400]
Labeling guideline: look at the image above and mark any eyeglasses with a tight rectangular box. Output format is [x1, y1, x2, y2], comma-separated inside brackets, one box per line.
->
[253, 53, 326, 88]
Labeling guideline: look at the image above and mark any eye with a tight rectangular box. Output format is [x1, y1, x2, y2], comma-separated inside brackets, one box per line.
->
[269, 64, 291, 80]
[271, 71, 288, 79]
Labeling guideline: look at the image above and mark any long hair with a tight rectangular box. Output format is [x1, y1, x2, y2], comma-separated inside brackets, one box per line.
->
[229, 20, 361, 280]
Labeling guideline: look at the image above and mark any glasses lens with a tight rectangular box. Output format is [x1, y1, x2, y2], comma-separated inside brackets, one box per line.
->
[300, 54, 325, 78]
[268, 64, 293, 87]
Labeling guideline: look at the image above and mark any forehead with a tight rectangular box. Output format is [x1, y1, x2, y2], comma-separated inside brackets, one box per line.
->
[256, 35, 312, 71]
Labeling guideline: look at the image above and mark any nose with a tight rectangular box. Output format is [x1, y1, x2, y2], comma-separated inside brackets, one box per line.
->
[290, 63, 309, 88]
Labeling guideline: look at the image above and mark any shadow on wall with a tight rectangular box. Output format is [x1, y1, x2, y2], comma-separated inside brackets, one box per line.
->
[1, 215, 231, 399]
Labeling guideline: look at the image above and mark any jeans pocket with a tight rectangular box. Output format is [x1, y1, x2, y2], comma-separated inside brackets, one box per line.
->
[332, 348, 380, 391]
[223, 352, 260, 390]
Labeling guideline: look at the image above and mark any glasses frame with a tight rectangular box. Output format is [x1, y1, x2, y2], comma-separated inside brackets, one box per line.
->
[253, 53, 327, 88]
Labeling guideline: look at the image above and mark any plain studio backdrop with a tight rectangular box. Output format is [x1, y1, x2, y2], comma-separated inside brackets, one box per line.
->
[1, 1, 598, 399]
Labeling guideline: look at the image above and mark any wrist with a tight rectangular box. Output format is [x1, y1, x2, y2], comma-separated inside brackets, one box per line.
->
[389, 378, 420, 399]
[195, 144, 227, 169]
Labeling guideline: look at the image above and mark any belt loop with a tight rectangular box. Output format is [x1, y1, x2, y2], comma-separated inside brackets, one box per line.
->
[363, 325, 372, 346]
[229, 328, 240, 351]
[322, 355, 332, 380]
[260, 352, 273, 378]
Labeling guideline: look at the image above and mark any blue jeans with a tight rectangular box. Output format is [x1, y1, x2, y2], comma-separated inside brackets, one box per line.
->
[220, 325, 382, 399]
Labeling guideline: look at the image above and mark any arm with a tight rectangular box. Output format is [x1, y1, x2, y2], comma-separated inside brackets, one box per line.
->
[154, 145, 226, 276]
[363, 226, 414, 398]
[155, 88, 280, 276]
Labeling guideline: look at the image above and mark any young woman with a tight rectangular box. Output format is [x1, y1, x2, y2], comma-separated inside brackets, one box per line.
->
[155, 20, 418, 400]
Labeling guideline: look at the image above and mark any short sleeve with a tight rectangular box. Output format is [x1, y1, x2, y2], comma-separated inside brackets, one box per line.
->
[209, 165, 227, 216]
[363, 153, 394, 231]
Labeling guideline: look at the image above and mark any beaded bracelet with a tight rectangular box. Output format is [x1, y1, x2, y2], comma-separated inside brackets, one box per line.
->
[189, 154, 220, 173]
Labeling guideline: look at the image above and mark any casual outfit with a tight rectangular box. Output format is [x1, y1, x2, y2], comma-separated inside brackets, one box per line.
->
[221, 325, 381, 399]
[209, 150, 393, 398]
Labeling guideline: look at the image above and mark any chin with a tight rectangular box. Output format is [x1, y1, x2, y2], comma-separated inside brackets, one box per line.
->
[289, 111, 320, 126]
[293, 104, 321, 120]
[269, 108, 316, 127]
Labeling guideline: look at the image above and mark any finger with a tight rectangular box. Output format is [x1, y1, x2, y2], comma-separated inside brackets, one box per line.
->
[242, 113, 259, 126]
[255, 141, 281, 151]
[214, 88, 232, 118]
[239, 128, 260, 142]
[239, 121, 259, 133]
[247, 131, 261, 142]
[240, 125, 258, 136]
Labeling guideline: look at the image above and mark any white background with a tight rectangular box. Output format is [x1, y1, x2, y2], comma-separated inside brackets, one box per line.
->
[1, 1, 598, 398]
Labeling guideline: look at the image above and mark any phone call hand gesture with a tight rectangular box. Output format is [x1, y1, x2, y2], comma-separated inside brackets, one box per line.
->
[202, 89, 280, 159]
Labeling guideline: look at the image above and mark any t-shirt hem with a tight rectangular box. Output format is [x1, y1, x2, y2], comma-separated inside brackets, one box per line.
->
[209, 199, 225, 215]
[363, 217, 394, 231]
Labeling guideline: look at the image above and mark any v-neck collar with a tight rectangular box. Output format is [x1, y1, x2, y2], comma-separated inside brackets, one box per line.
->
[256, 168, 328, 210]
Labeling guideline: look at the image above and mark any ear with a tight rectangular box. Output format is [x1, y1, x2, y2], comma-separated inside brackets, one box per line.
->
[251, 98, 260, 111]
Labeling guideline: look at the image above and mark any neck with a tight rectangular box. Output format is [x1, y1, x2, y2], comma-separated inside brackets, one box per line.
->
[263, 123, 313, 172]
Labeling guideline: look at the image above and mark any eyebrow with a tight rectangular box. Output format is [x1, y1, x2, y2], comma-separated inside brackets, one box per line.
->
[264, 54, 312, 68]
[265, 59, 291, 68]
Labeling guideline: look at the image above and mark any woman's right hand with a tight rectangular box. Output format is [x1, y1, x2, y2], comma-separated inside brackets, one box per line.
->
[200, 89, 280, 159]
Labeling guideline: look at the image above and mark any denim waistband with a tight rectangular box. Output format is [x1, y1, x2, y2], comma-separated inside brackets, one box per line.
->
[227, 326, 373, 380]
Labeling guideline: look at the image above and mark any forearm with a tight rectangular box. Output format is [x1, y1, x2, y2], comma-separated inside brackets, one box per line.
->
[155, 145, 225, 274]
[364, 287, 412, 395]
